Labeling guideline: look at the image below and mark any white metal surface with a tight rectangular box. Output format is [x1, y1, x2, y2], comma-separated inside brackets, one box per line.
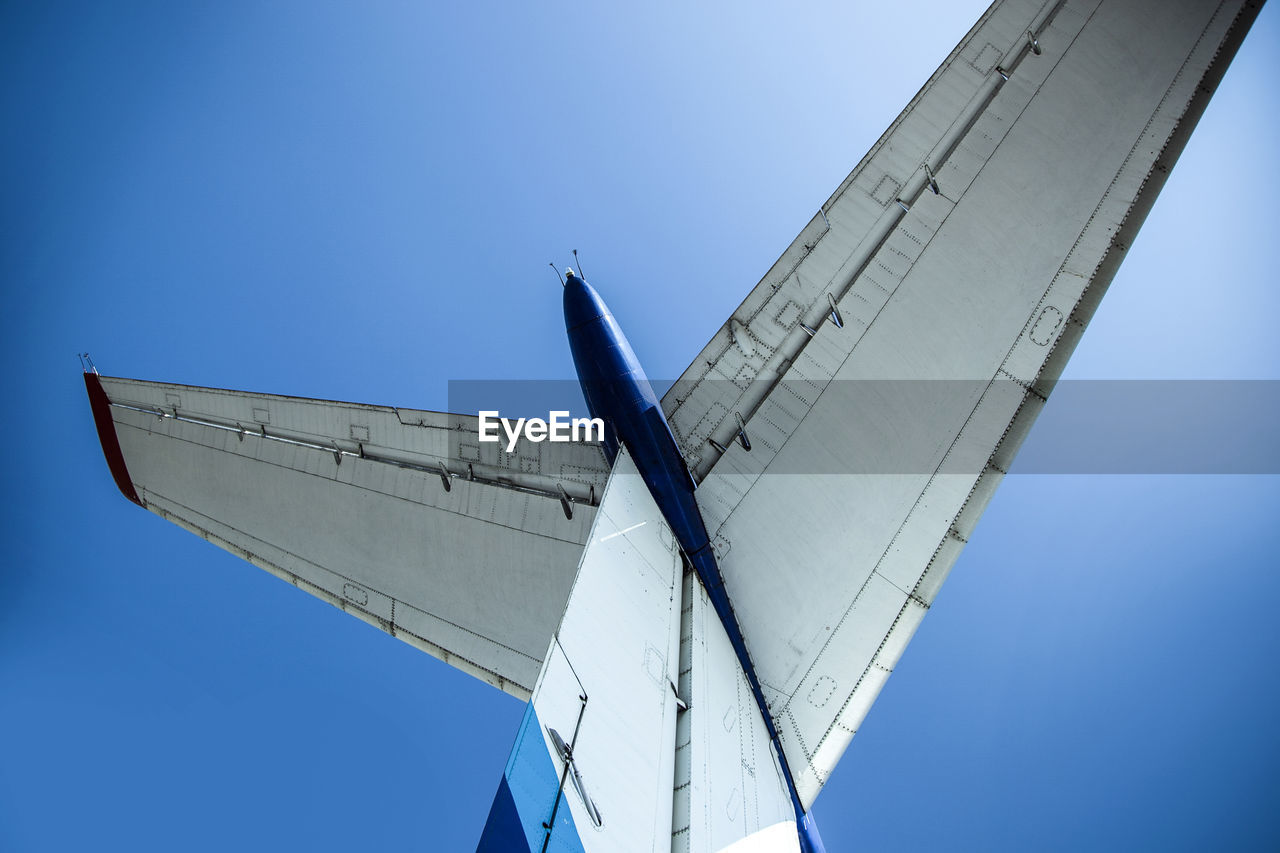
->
[671, 571, 798, 853]
[658, 0, 1259, 808]
[98, 375, 611, 698]
[715, 824, 804, 853]
[529, 445, 684, 852]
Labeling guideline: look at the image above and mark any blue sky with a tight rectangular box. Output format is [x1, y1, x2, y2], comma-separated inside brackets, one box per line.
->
[3, 2, 1278, 850]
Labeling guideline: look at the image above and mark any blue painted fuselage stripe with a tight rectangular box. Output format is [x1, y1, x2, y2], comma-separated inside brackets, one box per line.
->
[476, 777, 525, 853]
[477, 703, 586, 853]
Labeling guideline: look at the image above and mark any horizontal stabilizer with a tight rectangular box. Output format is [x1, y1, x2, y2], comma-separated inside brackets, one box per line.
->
[85, 373, 611, 698]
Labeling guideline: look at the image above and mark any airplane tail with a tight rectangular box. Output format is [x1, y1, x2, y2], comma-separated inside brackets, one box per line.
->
[477, 444, 815, 852]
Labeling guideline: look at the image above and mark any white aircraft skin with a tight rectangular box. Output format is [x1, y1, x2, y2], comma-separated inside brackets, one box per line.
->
[17, 1, 1276, 850]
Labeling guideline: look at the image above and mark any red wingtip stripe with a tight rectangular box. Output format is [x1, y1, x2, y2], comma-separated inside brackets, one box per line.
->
[84, 373, 143, 507]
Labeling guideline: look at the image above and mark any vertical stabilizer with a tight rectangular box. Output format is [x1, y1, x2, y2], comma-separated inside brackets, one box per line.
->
[478, 445, 684, 852]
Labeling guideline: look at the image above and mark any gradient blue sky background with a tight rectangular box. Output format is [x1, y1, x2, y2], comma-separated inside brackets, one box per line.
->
[4, 2, 1278, 850]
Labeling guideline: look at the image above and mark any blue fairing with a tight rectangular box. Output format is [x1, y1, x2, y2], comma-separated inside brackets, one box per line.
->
[799, 811, 828, 853]
[563, 273, 708, 556]
[476, 703, 585, 853]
